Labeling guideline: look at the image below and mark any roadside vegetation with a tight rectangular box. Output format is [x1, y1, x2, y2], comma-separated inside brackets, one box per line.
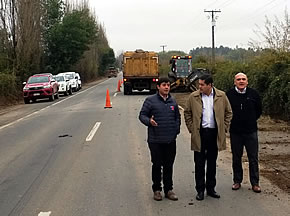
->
[158, 10, 290, 121]
[0, 0, 115, 105]
[1, 1, 289, 121]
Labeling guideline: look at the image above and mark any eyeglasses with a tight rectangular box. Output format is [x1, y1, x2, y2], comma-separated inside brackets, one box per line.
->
[236, 78, 246, 81]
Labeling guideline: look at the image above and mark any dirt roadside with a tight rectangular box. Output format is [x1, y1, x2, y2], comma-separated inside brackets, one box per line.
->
[172, 92, 290, 194]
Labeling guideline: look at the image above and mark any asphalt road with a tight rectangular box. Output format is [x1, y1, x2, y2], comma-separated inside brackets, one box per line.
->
[0, 74, 289, 216]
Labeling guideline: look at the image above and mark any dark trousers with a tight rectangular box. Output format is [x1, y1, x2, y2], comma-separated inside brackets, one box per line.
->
[230, 132, 259, 186]
[194, 128, 218, 193]
[148, 140, 176, 193]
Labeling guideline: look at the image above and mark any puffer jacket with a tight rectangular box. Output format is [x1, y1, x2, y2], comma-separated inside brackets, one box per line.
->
[139, 93, 180, 144]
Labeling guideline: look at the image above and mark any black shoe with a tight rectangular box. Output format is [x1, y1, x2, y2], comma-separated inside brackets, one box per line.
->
[207, 191, 220, 198]
[196, 192, 204, 201]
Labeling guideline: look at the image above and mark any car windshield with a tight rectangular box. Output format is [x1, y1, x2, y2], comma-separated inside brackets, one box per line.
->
[175, 59, 192, 77]
[28, 76, 49, 84]
[55, 76, 64, 82]
[66, 74, 74, 79]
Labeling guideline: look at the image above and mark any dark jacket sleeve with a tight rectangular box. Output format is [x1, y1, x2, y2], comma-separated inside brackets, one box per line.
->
[176, 103, 181, 135]
[254, 90, 262, 120]
[139, 97, 151, 126]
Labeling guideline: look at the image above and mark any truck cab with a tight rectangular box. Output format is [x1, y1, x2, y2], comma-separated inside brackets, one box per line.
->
[168, 55, 193, 92]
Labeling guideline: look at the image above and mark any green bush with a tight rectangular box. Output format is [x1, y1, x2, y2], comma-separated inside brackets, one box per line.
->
[0, 71, 18, 99]
[193, 50, 290, 120]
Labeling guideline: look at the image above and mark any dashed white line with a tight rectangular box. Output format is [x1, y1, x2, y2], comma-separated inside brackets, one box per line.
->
[113, 92, 117, 97]
[38, 211, 51, 216]
[86, 122, 101, 141]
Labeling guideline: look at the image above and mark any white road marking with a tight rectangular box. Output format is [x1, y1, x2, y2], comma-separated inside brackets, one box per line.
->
[0, 81, 107, 131]
[38, 211, 51, 216]
[113, 93, 117, 97]
[86, 122, 101, 142]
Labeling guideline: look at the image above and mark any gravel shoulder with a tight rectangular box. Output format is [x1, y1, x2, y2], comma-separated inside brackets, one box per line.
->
[172, 92, 290, 194]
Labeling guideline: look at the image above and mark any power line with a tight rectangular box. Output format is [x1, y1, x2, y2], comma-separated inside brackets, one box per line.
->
[191, 0, 222, 27]
[218, 0, 284, 30]
[204, 0, 221, 10]
[215, 0, 238, 9]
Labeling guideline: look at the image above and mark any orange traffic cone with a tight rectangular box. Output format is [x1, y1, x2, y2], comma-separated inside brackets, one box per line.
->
[104, 88, 112, 108]
[117, 80, 121, 92]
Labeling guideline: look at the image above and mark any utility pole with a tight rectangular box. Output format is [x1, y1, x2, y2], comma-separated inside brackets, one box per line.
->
[204, 10, 221, 67]
[160, 45, 167, 53]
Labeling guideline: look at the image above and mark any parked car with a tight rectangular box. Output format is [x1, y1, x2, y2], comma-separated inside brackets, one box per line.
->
[55, 74, 72, 96]
[23, 74, 59, 104]
[75, 73, 82, 90]
[60, 72, 78, 92]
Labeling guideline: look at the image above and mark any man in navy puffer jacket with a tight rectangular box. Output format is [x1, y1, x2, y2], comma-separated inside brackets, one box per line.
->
[139, 77, 180, 201]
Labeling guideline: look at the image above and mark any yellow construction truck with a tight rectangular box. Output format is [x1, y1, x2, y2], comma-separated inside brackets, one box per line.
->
[168, 55, 209, 92]
[122, 49, 159, 95]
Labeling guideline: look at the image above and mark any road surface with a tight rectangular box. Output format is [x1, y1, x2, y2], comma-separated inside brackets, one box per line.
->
[0, 74, 289, 216]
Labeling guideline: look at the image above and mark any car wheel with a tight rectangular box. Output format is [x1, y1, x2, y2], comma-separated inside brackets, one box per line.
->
[124, 85, 132, 95]
[64, 88, 68, 96]
[32, 98, 37, 103]
[49, 93, 54, 101]
[24, 98, 30, 104]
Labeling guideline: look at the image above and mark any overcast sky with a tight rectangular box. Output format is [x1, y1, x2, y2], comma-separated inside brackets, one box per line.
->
[89, 0, 289, 55]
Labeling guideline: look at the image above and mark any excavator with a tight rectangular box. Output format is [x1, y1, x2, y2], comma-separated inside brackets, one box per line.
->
[168, 55, 208, 92]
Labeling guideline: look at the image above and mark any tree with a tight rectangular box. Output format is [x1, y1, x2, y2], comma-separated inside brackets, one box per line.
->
[250, 9, 290, 52]
[46, 8, 97, 73]
[98, 48, 115, 75]
[42, 0, 65, 55]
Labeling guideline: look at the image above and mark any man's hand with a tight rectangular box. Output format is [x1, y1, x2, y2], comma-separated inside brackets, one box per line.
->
[150, 115, 158, 126]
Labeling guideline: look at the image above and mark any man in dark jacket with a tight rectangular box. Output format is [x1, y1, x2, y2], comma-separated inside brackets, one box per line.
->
[139, 77, 180, 201]
[226, 73, 262, 193]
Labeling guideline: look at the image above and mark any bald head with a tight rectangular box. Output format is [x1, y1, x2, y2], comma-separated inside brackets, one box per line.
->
[235, 72, 247, 80]
[234, 73, 248, 91]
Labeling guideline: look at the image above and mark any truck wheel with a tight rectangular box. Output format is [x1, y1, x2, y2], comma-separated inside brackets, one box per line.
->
[128, 86, 132, 95]
[24, 98, 30, 104]
[124, 86, 128, 95]
[124, 85, 132, 95]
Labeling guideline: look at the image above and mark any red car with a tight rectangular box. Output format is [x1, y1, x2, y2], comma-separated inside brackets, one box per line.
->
[23, 74, 59, 104]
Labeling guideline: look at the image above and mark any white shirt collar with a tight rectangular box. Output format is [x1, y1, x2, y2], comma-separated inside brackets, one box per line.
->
[235, 86, 247, 94]
[202, 88, 214, 97]
[159, 93, 168, 101]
